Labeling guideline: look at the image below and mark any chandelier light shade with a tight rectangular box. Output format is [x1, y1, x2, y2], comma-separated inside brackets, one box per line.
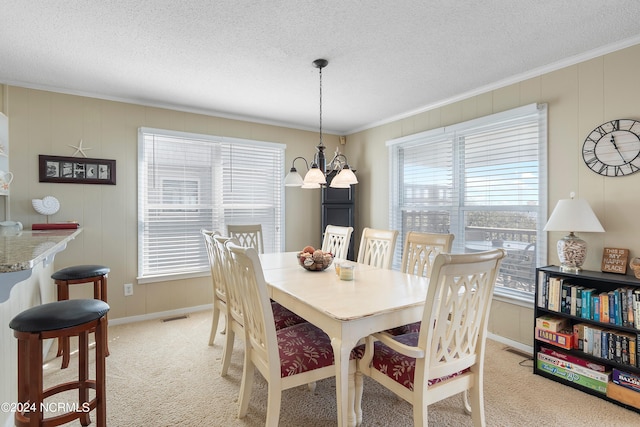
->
[284, 58, 358, 189]
[543, 192, 605, 272]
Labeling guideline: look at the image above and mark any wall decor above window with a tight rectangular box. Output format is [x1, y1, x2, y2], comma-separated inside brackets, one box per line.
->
[39, 155, 116, 185]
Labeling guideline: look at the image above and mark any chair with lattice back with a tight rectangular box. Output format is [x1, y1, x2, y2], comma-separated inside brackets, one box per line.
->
[226, 242, 357, 425]
[227, 224, 264, 254]
[321, 225, 354, 259]
[201, 229, 226, 346]
[356, 227, 399, 269]
[387, 231, 455, 335]
[355, 249, 506, 427]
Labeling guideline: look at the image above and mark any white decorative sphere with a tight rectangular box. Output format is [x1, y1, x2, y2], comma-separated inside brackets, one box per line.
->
[32, 196, 60, 216]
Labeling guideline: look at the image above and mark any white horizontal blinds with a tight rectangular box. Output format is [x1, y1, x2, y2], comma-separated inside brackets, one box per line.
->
[390, 135, 454, 268]
[461, 117, 540, 207]
[139, 132, 219, 278]
[388, 103, 546, 299]
[138, 129, 284, 280]
[221, 141, 283, 253]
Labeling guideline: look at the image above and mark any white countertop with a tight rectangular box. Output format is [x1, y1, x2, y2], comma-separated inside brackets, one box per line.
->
[0, 228, 82, 273]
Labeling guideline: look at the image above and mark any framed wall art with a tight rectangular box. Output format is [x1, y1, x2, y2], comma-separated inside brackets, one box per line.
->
[39, 155, 116, 185]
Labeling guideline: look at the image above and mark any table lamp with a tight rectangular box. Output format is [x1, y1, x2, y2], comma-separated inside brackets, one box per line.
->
[543, 192, 604, 272]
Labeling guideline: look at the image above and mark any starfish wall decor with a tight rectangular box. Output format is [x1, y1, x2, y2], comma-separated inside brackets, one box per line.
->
[68, 139, 93, 157]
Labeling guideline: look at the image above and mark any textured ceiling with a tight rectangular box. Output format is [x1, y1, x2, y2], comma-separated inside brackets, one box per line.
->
[2, 1, 640, 134]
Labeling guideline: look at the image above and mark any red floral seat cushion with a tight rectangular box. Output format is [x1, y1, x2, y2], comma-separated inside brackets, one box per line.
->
[360, 332, 468, 391]
[271, 301, 307, 329]
[277, 322, 359, 377]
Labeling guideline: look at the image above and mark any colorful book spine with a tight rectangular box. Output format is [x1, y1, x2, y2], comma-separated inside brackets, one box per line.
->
[539, 346, 606, 372]
[600, 292, 610, 323]
[537, 360, 607, 394]
[537, 352, 611, 383]
[612, 368, 640, 393]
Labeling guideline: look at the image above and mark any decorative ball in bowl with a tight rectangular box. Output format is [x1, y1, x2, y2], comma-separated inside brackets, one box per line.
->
[297, 246, 334, 271]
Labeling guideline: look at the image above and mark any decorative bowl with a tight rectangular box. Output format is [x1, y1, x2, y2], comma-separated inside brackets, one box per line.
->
[297, 250, 334, 271]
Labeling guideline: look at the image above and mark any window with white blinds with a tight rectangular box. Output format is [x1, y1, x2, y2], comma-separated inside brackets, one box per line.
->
[138, 128, 285, 282]
[388, 103, 547, 301]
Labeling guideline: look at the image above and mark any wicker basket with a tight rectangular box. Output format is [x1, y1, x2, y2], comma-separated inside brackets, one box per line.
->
[629, 258, 640, 279]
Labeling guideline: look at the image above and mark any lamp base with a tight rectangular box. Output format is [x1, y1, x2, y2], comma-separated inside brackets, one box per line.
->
[557, 232, 587, 273]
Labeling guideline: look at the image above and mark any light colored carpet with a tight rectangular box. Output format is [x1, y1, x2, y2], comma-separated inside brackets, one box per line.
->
[40, 309, 640, 426]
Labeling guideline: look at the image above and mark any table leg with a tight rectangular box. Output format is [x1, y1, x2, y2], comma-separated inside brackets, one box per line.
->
[331, 336, 358, 427]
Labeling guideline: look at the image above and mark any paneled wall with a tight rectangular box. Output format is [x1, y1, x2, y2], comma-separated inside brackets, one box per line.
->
[2, 43, 640, 349]
[345, 43, 640, 346]
[1, 87, 334, 321]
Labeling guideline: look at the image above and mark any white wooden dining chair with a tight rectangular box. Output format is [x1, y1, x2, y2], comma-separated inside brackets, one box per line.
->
[321, 224, 354, 259]
[356, 227, 399, 269]
[355, 249, 506, 427]
[227, 224, 264, 254]
[387, 231, 455, 335]
[214, 235, 307, 377]
[201, 229, 226, 346]
[226, 242, 357, 426]
[213, 235, 244, 376]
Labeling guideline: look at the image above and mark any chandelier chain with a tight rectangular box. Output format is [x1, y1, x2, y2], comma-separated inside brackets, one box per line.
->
[319, 65, 323, 148]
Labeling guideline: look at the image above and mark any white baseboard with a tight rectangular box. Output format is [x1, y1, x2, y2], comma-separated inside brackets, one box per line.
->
[487, 332, 533, 356]
[108, 304, 212, 327]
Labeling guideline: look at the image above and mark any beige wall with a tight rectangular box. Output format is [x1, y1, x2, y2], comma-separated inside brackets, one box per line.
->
[344, 43, 640, 346]
[0, 87, 336, 320]
[2, 43, 640, 347]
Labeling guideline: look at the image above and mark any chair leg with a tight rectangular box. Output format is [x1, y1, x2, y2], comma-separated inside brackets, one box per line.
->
[469, 377, 486, 427]
[237, 350, 255, 418]
[220, 328, 235, 377]
[463, 390, 471, 414]
[209, 305, 220, 346]
[265, 386, 282, 427]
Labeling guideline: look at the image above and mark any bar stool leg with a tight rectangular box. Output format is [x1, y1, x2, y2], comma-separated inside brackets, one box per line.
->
[95, 316, 107, 426]
[78, 330, 91, 426]
[28, 332, 44, 427]
[55, 282, 70, 360]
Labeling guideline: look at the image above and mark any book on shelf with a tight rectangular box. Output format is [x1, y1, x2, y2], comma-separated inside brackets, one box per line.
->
[536, 359, 607, 394]
[612, 368, 640, 393]
[600, 291, 610, 323]
[536, 352, 611, 383]
[539, 346, 606, 372]
[536, 327, 573, 350]
[536, 315, 569, 332]
[32, 222, 79, 230]
[547, 277, 562, 312]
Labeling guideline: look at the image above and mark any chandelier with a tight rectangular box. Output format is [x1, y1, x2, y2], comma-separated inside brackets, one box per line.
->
[284, 59, 358, 189]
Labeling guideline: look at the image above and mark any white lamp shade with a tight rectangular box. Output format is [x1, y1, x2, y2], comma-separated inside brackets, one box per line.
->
[284, 170, 304, 187]
[330, 167, 358, 188]
[303, 166, 327, 185]
[543, 198, 604, 233]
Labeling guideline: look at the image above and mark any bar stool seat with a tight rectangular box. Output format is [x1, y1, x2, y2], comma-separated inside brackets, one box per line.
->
[52, 265, 110, 369]
[9, 299, 109, 427]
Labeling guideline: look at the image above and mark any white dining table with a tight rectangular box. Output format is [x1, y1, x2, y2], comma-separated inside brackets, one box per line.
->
[259, 252, 430, 427]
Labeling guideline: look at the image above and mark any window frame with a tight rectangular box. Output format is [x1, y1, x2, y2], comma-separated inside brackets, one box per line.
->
[388, 103, 548, 303]
[137, 127, 286, 283]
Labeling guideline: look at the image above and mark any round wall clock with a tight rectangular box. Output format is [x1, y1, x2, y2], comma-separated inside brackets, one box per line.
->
[582, 119, 640, 177]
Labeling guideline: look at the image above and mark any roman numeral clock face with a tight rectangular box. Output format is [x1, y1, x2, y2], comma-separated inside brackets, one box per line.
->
[582, 119, 640, 176]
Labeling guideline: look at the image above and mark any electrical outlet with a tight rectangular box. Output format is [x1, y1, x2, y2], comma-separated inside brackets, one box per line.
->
[123, 283, 133, 296]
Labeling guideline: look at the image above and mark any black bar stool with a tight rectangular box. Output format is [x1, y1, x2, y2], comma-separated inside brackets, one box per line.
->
[51, 265, 110, 368]
[9, 299, 109, 427]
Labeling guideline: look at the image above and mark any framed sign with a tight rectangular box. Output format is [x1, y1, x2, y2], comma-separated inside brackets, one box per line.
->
[601, 247, 629, 274]
[39, 155, 116, 185]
